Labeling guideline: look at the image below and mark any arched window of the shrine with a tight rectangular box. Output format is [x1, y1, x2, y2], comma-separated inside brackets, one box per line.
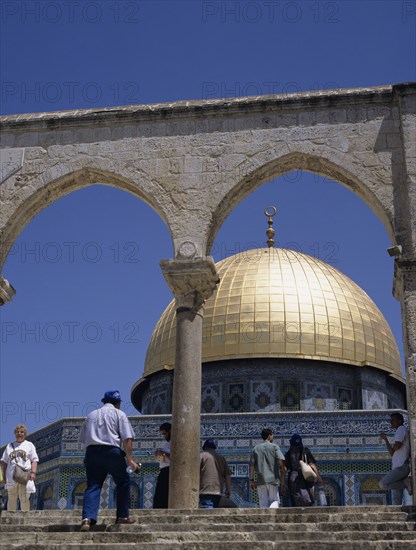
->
[72, 481, 87, 509]
[320, 477, 342, 506]
[359, 476, 388, 506]
[39, 484, 54, 510]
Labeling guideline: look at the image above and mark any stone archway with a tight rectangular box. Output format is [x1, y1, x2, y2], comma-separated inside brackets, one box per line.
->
[205, 150, 396, 254]
[0, 166, 175, 274]
[1, 82, 415, 506]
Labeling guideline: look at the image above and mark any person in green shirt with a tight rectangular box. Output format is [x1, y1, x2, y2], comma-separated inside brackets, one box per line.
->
[250, 428, 286, 507]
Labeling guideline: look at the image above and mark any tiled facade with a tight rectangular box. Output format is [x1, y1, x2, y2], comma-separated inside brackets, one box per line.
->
[3, 409, 410, 510]
[139, 360, 405, 415]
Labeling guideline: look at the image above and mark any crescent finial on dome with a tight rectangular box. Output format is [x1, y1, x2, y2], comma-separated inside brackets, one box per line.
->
[264, 206, 277, 248]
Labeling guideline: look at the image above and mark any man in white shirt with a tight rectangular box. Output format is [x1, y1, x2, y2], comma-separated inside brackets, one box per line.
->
[79, 390, 140, 530]
[379, 412, 412, 504]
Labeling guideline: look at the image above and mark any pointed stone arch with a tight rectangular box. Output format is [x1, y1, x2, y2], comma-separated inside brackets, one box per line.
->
[206, 151, 395, 255]
[0, 166, 174, 272]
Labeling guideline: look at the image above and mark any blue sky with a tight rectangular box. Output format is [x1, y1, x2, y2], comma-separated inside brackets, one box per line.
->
[0, 0, 415, 445]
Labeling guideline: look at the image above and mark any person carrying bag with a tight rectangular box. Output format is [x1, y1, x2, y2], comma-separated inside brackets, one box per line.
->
[285, 433, 323, 507]
[299, 451, 317, 482]
[0, 425, 39, 511]
[11, 444, 31, 484]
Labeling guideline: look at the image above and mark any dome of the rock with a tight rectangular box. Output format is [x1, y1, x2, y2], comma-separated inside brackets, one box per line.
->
[132, 248, 404, 414]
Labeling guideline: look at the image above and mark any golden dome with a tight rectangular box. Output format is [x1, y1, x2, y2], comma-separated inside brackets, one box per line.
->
[144, 248, 402, 380]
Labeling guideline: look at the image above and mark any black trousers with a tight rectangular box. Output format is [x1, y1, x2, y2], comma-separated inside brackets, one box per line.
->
[153, 466, 169, 508]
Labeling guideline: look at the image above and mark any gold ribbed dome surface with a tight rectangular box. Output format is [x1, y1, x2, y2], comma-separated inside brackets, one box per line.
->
[145, 248, 402, 380]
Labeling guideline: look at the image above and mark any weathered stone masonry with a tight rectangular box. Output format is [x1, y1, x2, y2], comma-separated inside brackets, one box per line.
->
[1, 83, 415, 505]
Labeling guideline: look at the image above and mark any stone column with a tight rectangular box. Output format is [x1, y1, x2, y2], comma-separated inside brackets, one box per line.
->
[160, 257, 219, 509]
[0, 276, 16, 305]
[394, 259, 416, 502]
[393, 86, 416, 501]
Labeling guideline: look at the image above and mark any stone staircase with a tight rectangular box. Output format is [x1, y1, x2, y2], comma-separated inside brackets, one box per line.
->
[1, 506, 415, 549]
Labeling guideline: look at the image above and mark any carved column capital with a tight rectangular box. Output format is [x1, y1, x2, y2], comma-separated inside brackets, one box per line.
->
[0, 276, 16, 306]
[160, 257, 219, 312]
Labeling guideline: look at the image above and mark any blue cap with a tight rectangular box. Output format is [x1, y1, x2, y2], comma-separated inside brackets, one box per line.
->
[203, 438, 217, 450]
[290, 433, 303, 446]
[101, 390, 122, 403]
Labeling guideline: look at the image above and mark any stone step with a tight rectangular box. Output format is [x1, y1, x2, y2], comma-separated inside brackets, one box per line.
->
[10, 507, 379, 515]
[1, 541, 414, 550]
[1, 529, 416, 544]
[0, 505, 410, 518]
[1, 507, 414, 550]
[0, 511, 410, 526]
[0, 519, 414, 532]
